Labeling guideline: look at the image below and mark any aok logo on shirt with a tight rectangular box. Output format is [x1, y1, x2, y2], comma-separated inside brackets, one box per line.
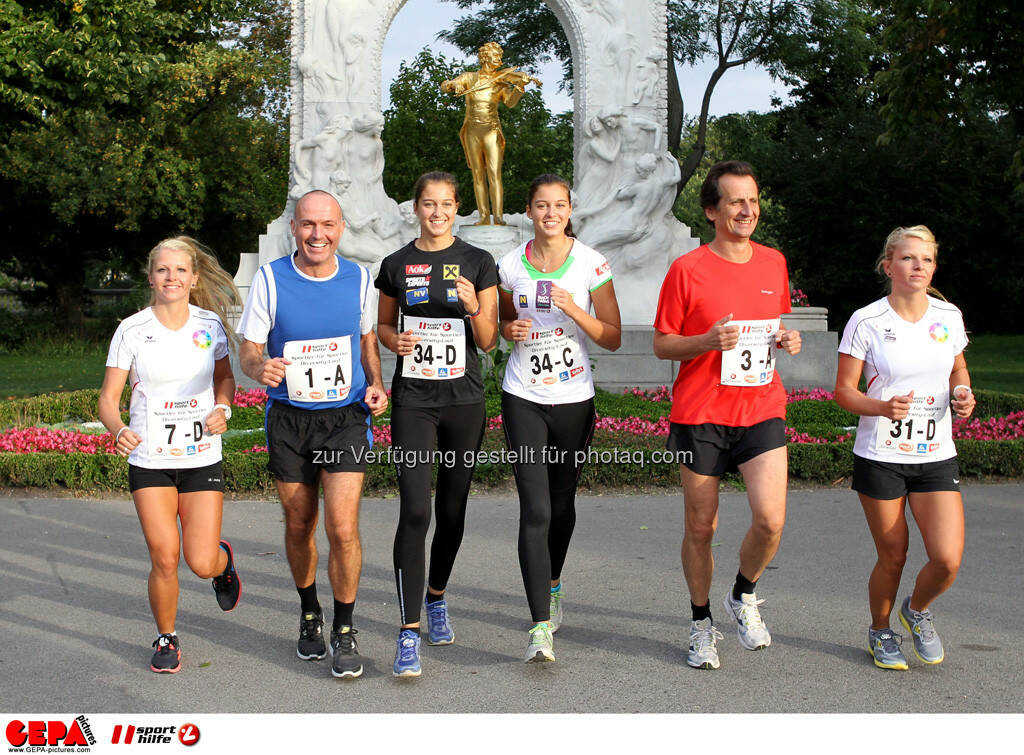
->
[406, 264, 432, 274]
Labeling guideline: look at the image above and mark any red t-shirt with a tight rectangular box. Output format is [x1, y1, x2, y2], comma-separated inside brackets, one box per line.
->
[653, 243, 792, 426]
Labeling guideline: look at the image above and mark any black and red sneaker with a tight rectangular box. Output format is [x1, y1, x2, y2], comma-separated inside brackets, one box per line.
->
[150, 633, 181, 673]
[212, 539, 241, 611]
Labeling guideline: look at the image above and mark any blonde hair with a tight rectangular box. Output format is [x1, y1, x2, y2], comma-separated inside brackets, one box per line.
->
[147, 236, 242, 343]
[875, 225, 946, 300]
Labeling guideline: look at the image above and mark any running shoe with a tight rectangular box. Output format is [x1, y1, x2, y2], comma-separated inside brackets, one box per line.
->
[211, 540, 241, 611]
[296, 609, 327, 660]
[899, 596, 944, 664]
[687, 618, 723, 670]
[722, 591, 772, 650]
[425, 596, 454, 645]
[393, 629, 422, 677]
[330, 626, 363, 678]
[867, 627, 909, 670]
[549, 584, 564, 633]
[150, 633, 181, 674]
[524, 622, 555, 663]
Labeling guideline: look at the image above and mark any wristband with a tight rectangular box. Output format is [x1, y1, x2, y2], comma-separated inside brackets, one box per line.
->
[465, 305, 481, 319]
[951, 385, 972, 402]
[214, 403, 233, 421]
[115, 426, 130, 443]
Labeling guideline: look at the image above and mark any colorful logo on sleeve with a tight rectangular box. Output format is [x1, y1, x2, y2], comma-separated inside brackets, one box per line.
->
[192, 329, 212, 349]
[929, 323, 949, 342]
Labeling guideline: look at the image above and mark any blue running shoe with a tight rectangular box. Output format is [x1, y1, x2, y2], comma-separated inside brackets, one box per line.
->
[868, 627, 908, 670]
[393, 629, 422, 677]
[425, 596, 454, 645]
[899, 597, 944, 664]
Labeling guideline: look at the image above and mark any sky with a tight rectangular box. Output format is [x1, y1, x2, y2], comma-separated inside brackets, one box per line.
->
[381, 0, 791, 117]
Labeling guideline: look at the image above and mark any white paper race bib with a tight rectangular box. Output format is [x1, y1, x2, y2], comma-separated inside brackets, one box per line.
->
[720, 318, 780, 387]
[401, 317, 466, 380]
[874, 388, 951, 458]
[147, 393, 215, 460]
[282, 336, 352, 402]
[521, 322, 585, 391]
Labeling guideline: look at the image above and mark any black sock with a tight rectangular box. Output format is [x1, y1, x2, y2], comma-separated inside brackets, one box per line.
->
[425, 589, 444, 605]
[691, 601, 712, 623]
[732, 571, 758, 601]
[333, 600, 355, 631]
[297, 583, 320, 614]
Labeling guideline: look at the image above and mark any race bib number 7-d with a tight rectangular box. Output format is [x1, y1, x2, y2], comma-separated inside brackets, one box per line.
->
[874, 388, 951, 458]
[720, 318, 780, 387]
[147, 393, 215, 460]
[282, 336, 352, 402]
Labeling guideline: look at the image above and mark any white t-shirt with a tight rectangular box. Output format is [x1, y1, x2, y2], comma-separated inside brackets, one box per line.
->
[498, 240, 613, 404]
[839, 296, 968, 463]
[106, 305, 229, 468]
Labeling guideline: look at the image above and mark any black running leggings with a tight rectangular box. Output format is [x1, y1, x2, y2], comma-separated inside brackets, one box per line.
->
[501, 391, 596, 623]
[391, 401, 486, 626]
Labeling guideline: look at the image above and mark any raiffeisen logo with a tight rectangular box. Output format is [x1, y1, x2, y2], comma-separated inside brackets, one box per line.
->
[6, 715, 96, 750]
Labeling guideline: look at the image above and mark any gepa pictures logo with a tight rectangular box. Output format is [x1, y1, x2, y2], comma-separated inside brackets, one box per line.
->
[6, 715, 96, 749]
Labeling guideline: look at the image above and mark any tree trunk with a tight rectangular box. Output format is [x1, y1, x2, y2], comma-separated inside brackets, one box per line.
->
[666, 30, 684, 157]
[51, 271, 86, 333]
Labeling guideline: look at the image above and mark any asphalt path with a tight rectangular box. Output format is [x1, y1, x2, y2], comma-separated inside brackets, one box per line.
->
[1, 484, 1021, 714]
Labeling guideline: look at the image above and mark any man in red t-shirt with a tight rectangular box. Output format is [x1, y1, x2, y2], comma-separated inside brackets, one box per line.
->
[653, 161, 802, 670]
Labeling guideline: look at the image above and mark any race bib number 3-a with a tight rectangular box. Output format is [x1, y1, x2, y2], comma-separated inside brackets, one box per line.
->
[401, 317, 466, 380]
[147, 393, 215, 460]
[720, 318, 780, 387]
[874, 388, 951, 458]
[283, 336, 352, 402]
[522, 323, 585, 391]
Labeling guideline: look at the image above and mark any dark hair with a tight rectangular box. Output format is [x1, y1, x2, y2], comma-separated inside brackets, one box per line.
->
[526, 173, 575, 238]
[699, 160, 758, 227]
[413, 172, 460, 205]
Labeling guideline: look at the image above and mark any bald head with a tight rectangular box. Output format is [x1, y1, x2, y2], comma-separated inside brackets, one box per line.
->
[290, 190, 345, 276]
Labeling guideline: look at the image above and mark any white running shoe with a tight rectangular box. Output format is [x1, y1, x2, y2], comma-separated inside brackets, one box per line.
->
[524, 623, 555, 663]
[687, 618, 723, 669]
[723, 591, 772, 650]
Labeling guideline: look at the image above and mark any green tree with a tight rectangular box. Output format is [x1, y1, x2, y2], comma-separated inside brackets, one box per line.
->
[383, 47, 573, 214]
[0, 0, 289, 328]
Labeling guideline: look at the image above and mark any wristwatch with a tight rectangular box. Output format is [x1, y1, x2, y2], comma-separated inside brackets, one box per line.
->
[214, 403, 233, 420]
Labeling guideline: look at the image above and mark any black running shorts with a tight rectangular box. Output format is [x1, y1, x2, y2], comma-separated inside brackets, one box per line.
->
[265, 401, 370, 483]
[666, 417, 786, 477]
[128, 461, 225, 493]
[852, 455, 961, 500]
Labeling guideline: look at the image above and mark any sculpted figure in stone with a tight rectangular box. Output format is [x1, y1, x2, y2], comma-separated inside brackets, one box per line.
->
[441, 42, 541, 225]
[290, 115, 353, 199]
[297, 0, 367, 101]
[632, 51, 663, 106]
[574, 108, 626, 220]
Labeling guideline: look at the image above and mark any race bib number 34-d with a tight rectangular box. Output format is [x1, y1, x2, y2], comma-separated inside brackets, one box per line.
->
[521, 323, 585, 391]
[874, 388, 951, 458]
[401, 317, 467, 380]
[720, 318, 780, 387]
[283, 336, 353, 402]
[147, 393, 215, 460]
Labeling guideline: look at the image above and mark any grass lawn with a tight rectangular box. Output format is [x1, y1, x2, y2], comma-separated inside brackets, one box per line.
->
[966, 335, 1024, 395]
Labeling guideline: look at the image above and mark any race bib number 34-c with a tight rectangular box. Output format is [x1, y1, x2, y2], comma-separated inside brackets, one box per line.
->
[283, 336, 353, 402]
[521, 322, 585, 391]
[874, 388, 950, 458]
[147, 393, 215, 460]
[720, 318, 780, 387]
[401, 317, 466, 380]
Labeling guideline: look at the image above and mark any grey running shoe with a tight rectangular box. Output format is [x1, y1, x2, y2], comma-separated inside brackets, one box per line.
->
[549, 584, 564, 633]
[723, 591, 772, 650]
[524, 622, 555, 663]
[687, 618, 723, 669]
[899, 597, 944, 664]
[867, 627, 909, 670]
[296, 609, 327, 660]
[330, 626, 363, 678]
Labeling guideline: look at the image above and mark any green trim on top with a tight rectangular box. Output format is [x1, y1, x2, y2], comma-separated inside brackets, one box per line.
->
[588, 275, 613, 292]
[521, 251, 575, 280]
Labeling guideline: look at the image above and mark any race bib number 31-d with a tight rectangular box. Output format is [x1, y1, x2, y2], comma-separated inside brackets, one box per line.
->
[874, 388, 950, 458]
[147, 393, 215, 460]
[521, 323, 585, 391]
[720, 318, 780, 387]
[283, 336, 353, 402]
[401, 317, 467, 380]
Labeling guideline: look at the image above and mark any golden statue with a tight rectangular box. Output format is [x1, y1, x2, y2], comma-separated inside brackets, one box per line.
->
[441, 42, 541, 225]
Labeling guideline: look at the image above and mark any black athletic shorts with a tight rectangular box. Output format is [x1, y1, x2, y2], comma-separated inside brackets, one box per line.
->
[265, 400, 370, 483]
[666, 417, 786, 477]
[852, 455, 961, 500]
[129, 461, 225, 494]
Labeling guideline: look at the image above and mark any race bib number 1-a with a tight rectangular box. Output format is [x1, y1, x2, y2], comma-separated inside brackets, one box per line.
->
[147, 393, 214, 460]
[874, 388, 950, 458]
[720, 318, 780, 387]
[401, 317, 466, 380]
[522, 323, 585, 391]
[283, 336, 352, 402]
